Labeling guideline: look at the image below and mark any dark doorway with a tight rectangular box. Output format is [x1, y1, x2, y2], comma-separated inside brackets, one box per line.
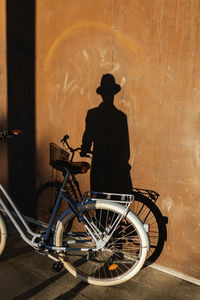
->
[6, 0, 36, 216]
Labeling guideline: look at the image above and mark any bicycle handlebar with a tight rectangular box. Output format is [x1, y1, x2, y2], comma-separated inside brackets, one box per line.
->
[0, 130, 21, 140]
[80, 150, 92, 158]
[60, 134, 93, 159]
[60, 134, 69, 143]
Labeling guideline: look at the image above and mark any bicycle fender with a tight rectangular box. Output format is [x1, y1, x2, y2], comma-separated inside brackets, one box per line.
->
[53, 199, 149, 251]
[53, 199, 96, 244]
[126, 210, 150, 251]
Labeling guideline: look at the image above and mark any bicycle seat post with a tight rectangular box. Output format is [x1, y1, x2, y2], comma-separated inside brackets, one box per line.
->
[61, 169, 70, 191]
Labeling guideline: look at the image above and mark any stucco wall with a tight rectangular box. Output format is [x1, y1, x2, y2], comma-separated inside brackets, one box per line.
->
[0, 0, 199, 283]
[0, 0, 195, 280]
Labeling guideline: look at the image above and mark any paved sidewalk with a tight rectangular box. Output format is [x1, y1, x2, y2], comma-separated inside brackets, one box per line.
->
[0, 222, 200, 300]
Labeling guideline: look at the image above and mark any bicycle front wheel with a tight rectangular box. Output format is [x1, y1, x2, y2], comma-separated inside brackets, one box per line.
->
[36, 181, 62, 223]
[55, 201, 148, 286]
[0, 213, 7, 256]
[37, 178, 81, 224]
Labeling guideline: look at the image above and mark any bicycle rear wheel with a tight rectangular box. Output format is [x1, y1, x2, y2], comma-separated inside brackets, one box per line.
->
[132, 191, 167, 264]
[55, 201, 148, 286]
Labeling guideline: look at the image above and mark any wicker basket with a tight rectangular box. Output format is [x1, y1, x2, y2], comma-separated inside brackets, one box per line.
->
[49, 143, 70, 168]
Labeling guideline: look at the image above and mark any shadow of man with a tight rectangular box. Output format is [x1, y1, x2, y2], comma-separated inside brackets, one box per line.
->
[81, 73, 132, 194]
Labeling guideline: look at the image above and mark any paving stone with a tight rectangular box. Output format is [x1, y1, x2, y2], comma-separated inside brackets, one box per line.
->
[0, 220, 199, 300]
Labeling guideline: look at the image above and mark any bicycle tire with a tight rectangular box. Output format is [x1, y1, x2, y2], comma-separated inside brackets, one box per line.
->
[36, 176, 82, 224]
[0, 212, 7, 255]
[36, 181, 63, 223]
[55, 201, 148, 286]
[132, 191, 167, 264]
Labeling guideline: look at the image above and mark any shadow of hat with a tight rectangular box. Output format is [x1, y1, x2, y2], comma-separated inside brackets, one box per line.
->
[96, 74, 121, 95]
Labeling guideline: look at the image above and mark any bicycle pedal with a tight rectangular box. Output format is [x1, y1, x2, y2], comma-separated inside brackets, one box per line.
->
[52, 261, 63, 272]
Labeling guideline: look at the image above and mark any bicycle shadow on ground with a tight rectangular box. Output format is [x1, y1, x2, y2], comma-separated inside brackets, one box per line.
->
[0, 220, 33, 263]
[11, 256, 89, 300]
[12, 272, 88, 300]
[11, 270, 68, 300]
[0, 243, 32, 264]
[55, 282, 89, 300]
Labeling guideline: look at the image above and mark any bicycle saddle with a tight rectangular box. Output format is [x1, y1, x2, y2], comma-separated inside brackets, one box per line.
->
[51, 159, 90, 174]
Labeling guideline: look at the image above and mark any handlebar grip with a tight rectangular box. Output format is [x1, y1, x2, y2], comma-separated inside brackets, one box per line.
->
[60, 134, 69, 143]
[0, 129, 21, 140]
[80, 150, 93, 158]
[9, 130, 21, 136]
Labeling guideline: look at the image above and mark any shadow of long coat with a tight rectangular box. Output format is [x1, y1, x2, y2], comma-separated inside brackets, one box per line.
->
[81, 102, 132, 193]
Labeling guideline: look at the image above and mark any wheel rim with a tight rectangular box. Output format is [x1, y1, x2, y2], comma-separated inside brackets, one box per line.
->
[131, 193, 166, 264]
[56, 204, 146, 284]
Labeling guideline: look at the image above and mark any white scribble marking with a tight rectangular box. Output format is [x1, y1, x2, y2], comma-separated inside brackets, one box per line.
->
[69, 83, 78, 94]
[121, 99, 130, 107]
[111, 63, 120, 73]
[83, 50, 89, 62]
[121, 77, 126, 86]
[80, 87, 86, 95]
[63, 72, 68, 93]
[67, 78, 77, 90]
[99, 48, 108, 57]
[163, 197, 173, 212]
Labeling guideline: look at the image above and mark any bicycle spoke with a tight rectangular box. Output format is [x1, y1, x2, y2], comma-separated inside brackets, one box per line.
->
[57, 203, 147, 285]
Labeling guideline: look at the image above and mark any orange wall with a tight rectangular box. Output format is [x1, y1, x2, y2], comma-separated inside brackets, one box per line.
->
[35, 0, 200, 279]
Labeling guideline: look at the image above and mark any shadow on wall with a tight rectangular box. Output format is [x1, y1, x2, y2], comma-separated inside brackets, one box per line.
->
[81, 73, 168, 264]
[6, 0, 36, 216]
[81, 73, 132, 194]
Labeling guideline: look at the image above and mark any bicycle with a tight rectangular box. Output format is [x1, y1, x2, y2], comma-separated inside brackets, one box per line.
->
[0, 130, 149, 286]
[37, 134, 167, 264]
[37, 135, 84, 224]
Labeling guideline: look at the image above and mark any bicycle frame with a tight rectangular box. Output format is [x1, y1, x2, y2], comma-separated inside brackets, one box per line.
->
[0, 131, 152, 287]
[0, 170, 81, 251]
[0, 184, 41, 247]
[0, 167, 137, 260]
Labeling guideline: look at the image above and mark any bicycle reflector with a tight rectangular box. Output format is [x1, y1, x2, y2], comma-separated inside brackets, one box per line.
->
[143, 224, 150, 232]
[108, 264, 118, 271]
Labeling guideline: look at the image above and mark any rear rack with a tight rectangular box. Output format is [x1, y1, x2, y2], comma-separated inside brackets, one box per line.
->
[83, 191, 134, 209]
